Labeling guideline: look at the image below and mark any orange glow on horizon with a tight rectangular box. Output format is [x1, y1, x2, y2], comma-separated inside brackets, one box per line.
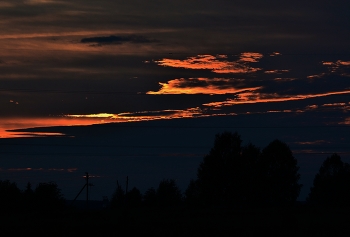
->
[0, 108, 211, 138]
[0, 117, 109, 138]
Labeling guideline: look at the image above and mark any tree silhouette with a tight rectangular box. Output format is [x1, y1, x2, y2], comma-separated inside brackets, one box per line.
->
[196, 131, 243, 206]
[184, 179, 201, 208]
[240, 142, 261, 205]
[24, 182, 33, 195]
[22, 182, 34, 211]
[156, 179, 182, 207]
[0, 180, 21, 212]
[308, 153, 350, 207]
[110, 181, 125, 210]
[125, 187, 142, 208]
[192, 132, 302, 208]
[143, 187, 157, 207]
[258, 139, 302, 206]
[34, 182, 65, 210]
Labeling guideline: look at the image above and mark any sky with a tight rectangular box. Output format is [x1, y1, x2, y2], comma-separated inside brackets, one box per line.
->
[0, 0, 350, 201]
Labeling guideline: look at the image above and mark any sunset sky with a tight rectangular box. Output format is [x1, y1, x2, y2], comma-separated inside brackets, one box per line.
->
[0, 0, 350, 200]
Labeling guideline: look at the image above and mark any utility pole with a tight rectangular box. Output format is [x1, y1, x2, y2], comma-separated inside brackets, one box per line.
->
[70, 172, 92, 209]
[86, 172, 89, 210]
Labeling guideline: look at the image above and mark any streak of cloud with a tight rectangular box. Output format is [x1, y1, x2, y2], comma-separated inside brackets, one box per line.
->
[203, 90, 350, 107]
[67, 107, 207, 122]
[146, 77, 261, 95]
[264, 70, 289, 74]
[294, 140, 329, 145]
[155, 53, 262, 74]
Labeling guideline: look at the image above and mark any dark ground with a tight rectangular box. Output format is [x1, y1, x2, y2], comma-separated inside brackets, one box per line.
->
[1, 205, 350, 237]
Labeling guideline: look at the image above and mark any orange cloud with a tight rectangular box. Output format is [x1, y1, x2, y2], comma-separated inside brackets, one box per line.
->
[155, 53, 262, 74]
[146, 77, 261, 94]
[239, 52, 263, 63]
[322, 103, 347, 107]
[305, 104, 318, 110]
[203, 90, 350, 107]
[269, 52, 281, 56]
[341, 118, 350, 125]
[338, 61, 350, 66]
[264, 69, 289, 74]
[307, 73, 326, 79]
[322, 60, 350, 73]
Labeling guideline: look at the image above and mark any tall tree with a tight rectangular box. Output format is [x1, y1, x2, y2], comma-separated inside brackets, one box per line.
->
[258, 139, 302, 206]
[196, 131, 244, 206]
[308, 153, 350, 207]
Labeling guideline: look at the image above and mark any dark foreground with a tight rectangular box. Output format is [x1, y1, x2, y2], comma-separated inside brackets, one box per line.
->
[1, 205, 350, 237]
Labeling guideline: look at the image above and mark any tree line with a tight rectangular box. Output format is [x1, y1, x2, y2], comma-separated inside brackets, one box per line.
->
[1, 131, 350, 212]
[0, 181, 64, 214]
[110, 131, 350, 209]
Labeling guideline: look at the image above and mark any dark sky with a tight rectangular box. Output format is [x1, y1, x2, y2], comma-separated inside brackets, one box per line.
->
[0, 0, 350, 201]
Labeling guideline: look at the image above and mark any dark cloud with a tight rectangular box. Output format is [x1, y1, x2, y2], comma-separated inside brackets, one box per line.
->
[80, 35, 157, 46]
